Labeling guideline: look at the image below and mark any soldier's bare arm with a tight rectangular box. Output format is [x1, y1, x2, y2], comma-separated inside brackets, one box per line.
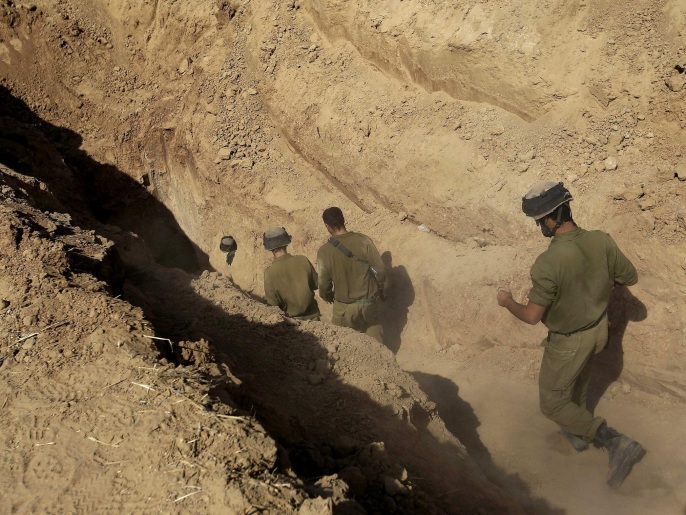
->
[497, 290, 546, 325]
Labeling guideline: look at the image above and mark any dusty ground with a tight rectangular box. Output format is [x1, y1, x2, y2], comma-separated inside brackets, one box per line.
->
[1, 0, 686, 513]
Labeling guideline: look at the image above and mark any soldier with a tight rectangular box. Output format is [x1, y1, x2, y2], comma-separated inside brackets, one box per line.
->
[219, 235, 238, 265]
[263, 227, 320, 321]
[317, 207, 389, 343]
[496, 181, 643, 489]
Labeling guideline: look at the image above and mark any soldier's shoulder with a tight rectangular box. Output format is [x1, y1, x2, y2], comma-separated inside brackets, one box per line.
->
[583, 229, 614, 245]
[349, 231, 372, 243]
[317, 241, 331, 254]
[292, 254, 312, 264]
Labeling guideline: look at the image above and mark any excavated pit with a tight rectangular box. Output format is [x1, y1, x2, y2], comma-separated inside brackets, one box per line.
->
[2, 0, 686, 512]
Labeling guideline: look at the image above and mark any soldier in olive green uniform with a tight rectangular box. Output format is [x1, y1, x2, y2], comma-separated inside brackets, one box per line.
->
[497, 181, 643, 489]
[263, 227, 320, 321]
[317, 207, 389, 343]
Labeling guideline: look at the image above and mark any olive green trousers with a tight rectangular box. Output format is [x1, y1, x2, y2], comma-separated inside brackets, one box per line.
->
[539, 315, 608, 442]
[332, 299, 383, 343]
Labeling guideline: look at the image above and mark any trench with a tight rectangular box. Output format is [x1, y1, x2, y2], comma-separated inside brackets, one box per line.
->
[3, 0, 684, 510]
[0, 85, 534, 513]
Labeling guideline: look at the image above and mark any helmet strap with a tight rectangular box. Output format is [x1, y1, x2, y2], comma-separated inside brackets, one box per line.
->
[539, 206, 565, 238]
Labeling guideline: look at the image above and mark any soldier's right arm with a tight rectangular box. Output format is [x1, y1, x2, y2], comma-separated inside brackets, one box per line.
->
[317, 249, 334, 303]
[307, 258, 319, 292]
[365, 236, 390, 292]
[264, 270, 282, 308]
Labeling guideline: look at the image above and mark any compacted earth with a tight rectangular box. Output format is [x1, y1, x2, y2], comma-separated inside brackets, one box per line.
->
[1, 0, 686, 513]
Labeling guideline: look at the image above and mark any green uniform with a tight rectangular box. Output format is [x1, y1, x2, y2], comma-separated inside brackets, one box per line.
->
[264, 253, 320, 320]
[528, 227, 637, 441]
[317, 232, 389, 342]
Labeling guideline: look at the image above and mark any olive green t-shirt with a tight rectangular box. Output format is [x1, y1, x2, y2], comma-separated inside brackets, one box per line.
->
[528, 227, 637, 334]
[317, 232, 389, 303]
[264, 253, 320, 318]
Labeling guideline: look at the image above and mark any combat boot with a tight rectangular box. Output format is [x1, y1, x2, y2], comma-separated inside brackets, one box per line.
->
[594, 423, 644, 489]
[560, 430, 589, 452]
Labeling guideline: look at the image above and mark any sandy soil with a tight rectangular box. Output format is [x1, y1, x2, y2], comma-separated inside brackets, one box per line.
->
[1, 0, 686, 512]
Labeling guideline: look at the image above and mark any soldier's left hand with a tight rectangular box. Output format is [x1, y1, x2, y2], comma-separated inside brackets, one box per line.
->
[496, 289, 513, 307]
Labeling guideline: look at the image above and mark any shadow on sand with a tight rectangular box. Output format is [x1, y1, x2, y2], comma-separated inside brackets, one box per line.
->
[411, 371, 565, 515]
[380, 250, 414, 355]
[588, 285, 648, 412]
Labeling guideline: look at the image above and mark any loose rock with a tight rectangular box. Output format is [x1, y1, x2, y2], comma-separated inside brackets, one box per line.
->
[604, 156, 618, 171]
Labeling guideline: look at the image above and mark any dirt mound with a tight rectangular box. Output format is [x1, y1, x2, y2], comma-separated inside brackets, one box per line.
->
[0, 171, 301, 512]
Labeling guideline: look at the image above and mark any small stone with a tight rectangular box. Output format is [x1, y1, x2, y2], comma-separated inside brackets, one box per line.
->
[299, 497, 332, 515]
[383, 476, 409, 496]
[0, 300, 9, 309]
[178, 57, 190, 74]
[398, 211, 408, 221]
[604, 156, 618, 171]
[417, 224, 431, 233]
[518, 149, 536, 161]
[247, 88, 258, 95]
[491, 124, 505, 136]
[308, 373, 323, 385]
[623, 184, 644, 201]
[656, 164, 674, 182]
[22, 315, 37, 327]
[622, 383, 632, 394]
[22, 337, 36, 351]
[218, 147, 231, 158]
[314, 358, 330, 375]
[608, 133, 624, 147]
[338, 467, 367, 497]
[675, 160, 686, 181]
[467, 154, 488, 172]
[517, 162, 530, 174]
[638, 197, 656, 211]
[665, 75, 686, 92]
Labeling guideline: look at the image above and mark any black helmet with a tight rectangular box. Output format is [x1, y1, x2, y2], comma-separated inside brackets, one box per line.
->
[522, 181, 573, 220]
[219, 235, 237, 252]
[263, 227, 291, 251]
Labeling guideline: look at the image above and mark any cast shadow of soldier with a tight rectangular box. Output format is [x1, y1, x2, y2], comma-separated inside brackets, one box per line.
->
[380, 251, 414, 354]
[587, 285, 648, 412]
[411, 371, 565, 515]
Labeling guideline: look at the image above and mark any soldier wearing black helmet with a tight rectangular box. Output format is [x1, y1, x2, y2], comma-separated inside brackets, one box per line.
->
[263, 227, 320, 321]
[496, 181, 643, 489]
